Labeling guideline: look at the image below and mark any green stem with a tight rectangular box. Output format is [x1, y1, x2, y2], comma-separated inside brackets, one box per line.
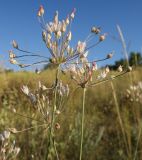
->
[46, 67, 59, 160]
[79, 87, 86, 160]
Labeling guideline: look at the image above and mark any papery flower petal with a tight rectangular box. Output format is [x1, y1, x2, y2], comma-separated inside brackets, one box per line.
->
[21, 85, 29, 96]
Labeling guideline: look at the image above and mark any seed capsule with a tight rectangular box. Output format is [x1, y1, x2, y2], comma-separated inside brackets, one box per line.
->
[12, 40, 18, 49]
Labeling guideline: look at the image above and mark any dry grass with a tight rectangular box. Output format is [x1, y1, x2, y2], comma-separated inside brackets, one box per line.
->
[0, 67, 142, 160]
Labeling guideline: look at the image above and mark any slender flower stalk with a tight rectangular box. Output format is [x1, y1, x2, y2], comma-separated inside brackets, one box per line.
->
[8, 123, 49, 133]
[46, 66, 60, 160]
[79, 87, 86, 160]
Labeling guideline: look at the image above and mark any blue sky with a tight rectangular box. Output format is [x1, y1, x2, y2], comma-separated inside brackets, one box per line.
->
[0, 0, 142, 71]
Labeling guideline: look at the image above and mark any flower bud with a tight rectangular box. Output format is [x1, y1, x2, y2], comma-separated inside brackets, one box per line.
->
[47, 33, 51, 40]
[66, 17, 70, 25]
[54, 11, 58, 24]
[37, 5, 44, 17]
[99, 34, 106, 41]
[61, 20, 66, 32]
[70, 8, 76, 19]
[77, 41, 86, 54]
[9, 50, 16, 58]
[67, 45, 70, 52]
[67, 31, 72, 41]
[107, 53, 113, 59]
[56, 31, 62, 39]
[49, 58, 56, 64]
[46, 40, 51, 48]
[46, 24, 53, 33]
[42, 31, 46, 42]
[12, 40, 18, 49]
[91, 27, 101, 34]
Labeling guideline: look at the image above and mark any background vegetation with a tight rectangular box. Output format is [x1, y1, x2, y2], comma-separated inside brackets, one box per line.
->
[0, 55, 142, 159]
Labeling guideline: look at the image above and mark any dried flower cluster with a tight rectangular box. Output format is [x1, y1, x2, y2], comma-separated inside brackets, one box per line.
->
[0, 130, 20, 160]
[21, 81, 69, 124]
[9, 5, 110, 70]
[125, 81, 142, 103]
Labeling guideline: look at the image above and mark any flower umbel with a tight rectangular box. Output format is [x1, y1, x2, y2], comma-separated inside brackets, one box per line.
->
[0, 130, 20, 160]
[9, 6, 109, 69]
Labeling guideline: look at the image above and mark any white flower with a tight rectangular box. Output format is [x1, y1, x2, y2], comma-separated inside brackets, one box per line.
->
[65, 17, 70, 25]
[21, 85, 30, 96]
[67, 31, 72, 41]
[13, 147, 20, 155]
[61, 20, 66, 32]
[47, 33, 51, 40]
[77, 41, 86, 54]
[92, 62, 97, 71]
[10, 59, 19, 65]
[56, 31, 62, 38]
[69, 64, 77, 73]
[70, 8, 76, 19]
[3, 130, 10, 139]
[54, 11, 58, 25]
[118, 65, 123, 72]
[130, 85, 137, 91]
[39, 81, 47, 91]
[105, 66, 110, 74]
[0, 134, 5, 141]
[97, 72, 107, 80]
[9, 50, 16, 58]
[79, 67, 85, 74]
[138, 82, 142, 89]
[46, 24, 53, 33]
[37, 5, 44, 17]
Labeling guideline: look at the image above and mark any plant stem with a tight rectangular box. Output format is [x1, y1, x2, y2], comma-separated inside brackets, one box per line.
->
[79, 87, 86, 160]
[46, 67, 59, 160]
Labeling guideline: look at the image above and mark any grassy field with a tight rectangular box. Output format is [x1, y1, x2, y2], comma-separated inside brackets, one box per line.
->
[0, 67, 142, 160]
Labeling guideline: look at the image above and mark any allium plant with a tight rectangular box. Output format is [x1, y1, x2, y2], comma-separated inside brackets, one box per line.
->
[0, 130, 20, 160]
[20, 81, 69, 159]
[8, 5, 130, 160]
